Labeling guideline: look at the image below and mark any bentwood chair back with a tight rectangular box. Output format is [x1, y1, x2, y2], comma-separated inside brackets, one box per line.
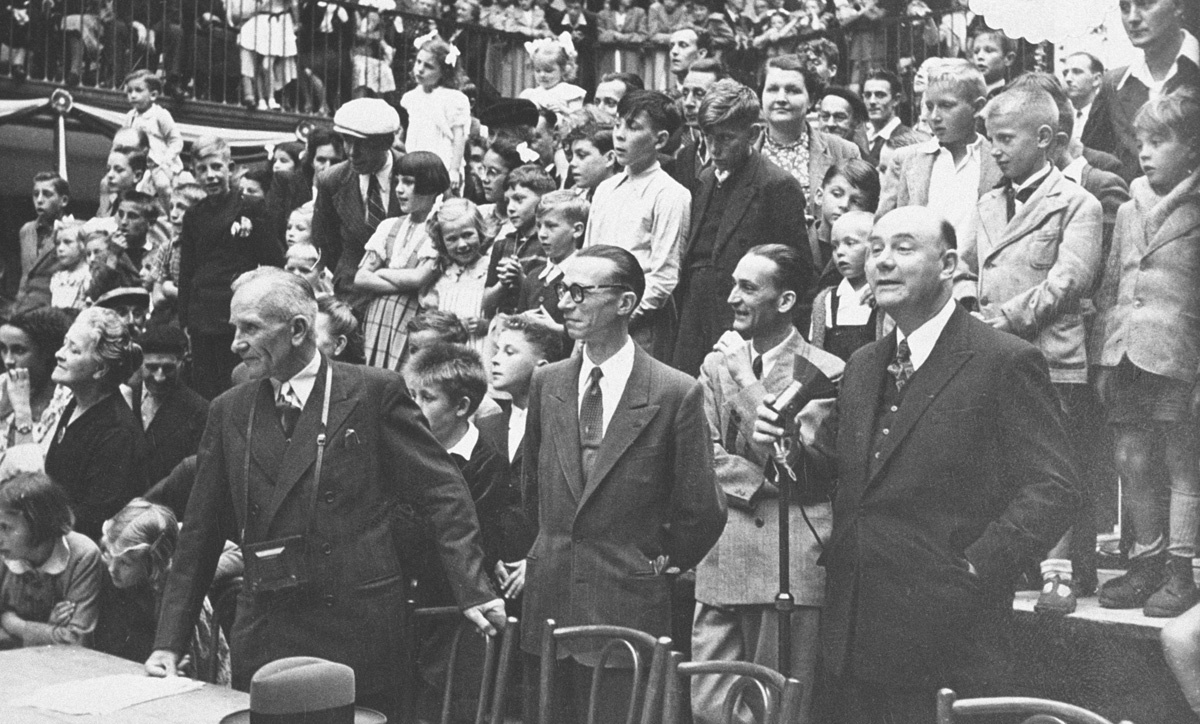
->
[936, 688, 1121, 724]
[661, 652, 804, 724]
[538, 619, 672, 724]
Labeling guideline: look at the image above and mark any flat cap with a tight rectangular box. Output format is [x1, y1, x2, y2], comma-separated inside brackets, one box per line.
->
[333, 98, 401, 138]
[94, 286, 150, 309]
[479, 98, 540, 130]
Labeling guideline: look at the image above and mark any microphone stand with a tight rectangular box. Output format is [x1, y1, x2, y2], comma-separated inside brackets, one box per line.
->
[770, 435, 800, 679]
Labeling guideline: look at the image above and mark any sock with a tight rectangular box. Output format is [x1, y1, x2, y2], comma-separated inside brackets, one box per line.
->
[1040, 558, 1073, 582]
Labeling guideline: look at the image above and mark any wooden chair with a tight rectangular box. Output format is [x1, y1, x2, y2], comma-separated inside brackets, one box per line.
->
[403, 603, 520, 724]
[538, 619, 672, 724]
[661, 651, 805, 724]
[936, 688, 1122, 724]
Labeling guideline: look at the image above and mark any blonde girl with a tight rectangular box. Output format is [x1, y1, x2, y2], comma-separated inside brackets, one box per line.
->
[519, 34, 586, 114]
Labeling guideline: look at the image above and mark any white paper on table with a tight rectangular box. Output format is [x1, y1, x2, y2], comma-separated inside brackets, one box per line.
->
[9, 673, 204, 715]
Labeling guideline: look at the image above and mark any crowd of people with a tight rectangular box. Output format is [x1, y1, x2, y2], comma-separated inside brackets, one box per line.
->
[1, 0, 1199, 722]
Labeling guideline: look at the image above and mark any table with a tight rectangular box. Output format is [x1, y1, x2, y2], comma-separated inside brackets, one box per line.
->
[0, 646, 248, 723]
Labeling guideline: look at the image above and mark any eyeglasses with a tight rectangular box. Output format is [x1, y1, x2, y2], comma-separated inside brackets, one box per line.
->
[553, 282, 630, 303]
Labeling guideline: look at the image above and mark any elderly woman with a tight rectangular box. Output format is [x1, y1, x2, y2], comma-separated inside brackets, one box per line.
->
[0, 307, 74, 456]
[44, 307, 149, 540]
[758, 54, 861, 218]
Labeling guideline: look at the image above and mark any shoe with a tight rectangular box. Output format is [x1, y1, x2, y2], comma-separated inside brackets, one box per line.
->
[1035, 575, 1076, 615]
[1144, 556, 1199, 618]
[1099, 554, 1166, 608]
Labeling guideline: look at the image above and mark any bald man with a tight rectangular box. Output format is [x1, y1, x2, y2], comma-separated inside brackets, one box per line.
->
[757, 206, 1079, 723]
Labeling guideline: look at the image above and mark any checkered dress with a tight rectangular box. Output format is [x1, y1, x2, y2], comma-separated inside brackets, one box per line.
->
[361, 216, 436, 371]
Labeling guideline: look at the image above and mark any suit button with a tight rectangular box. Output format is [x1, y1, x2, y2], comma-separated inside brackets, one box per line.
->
[979, 296, 989, 306]
[323, 491, 334, 504]
[322, 594, 335, 607]
[322, 543, 333, 555]
[890, 405, 898, 413]
[874, 452, 881, 459]
[1133, 299, 1143, 308]
[882, 428, 890, 436]
[755, 518, 765, 528]
[249, 504, 260, 517]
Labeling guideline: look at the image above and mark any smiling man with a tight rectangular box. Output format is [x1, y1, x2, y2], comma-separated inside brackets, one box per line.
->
[149, 267, 505, 723]
[757, 205, 1078, 723]
[862, 70, 912, 166]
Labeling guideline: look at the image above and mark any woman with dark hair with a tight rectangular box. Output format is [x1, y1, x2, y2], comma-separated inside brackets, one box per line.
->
[479, 128, 536, 240]
[354, 151, 451, 370]
[0, 307, 74, 456]
[44, 307, 150, 540]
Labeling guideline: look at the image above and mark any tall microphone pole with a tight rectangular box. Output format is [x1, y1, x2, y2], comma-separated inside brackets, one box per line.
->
[765, 379, 805, 679]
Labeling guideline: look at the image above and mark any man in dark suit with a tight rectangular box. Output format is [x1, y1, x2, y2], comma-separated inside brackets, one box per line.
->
[312, 98, 402, 302]
[757, 206, 1079, 723]
[128, 324, 209, 484]
[147, 268, 505, 722]
[862, 70, 912, 167]
[521, 245, 727, 722]
[671, 58, 726, 195]
[672, 79, 810, 377]
[549, 0, 599, 96]
[1082, 0, 1199, 181]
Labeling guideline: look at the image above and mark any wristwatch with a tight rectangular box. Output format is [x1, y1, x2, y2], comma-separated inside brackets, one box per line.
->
[14, 422, 32, 435]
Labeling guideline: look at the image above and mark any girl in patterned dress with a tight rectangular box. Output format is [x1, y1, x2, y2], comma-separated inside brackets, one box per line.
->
[421, 198, 492, 353]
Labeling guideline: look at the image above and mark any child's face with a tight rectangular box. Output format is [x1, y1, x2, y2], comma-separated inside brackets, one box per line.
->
[315, 313, 348, 360]
[239, 177, 266, 200]
[533, 57, 564, 91]
[0, 507, 44, 564]
[1138, 127, 1197, 195]
[397, 176, 437, 218]
[168, 197, 193, 231]
[104, 153, 138, 194]
[989, 110, 1049, 184]
[491, 328, 545, 396]
[613, 111, 665, 174]
[116, 203, 150, 244]
[286, 213, 312, 246]
[33, 181, 66, 220]
[570, 139, 613, 190]
[413, 49, 443, 89]
[410, 381, 466, 446]
[86, 238, 113, 270]
[273, 149, 297, 174]
[971, 34, 1011, 84]
[832, 221, 871, 281]
[817, 174, 868, 226]
[769, 13, 785, 29]
[55, 236, 85, 268]
[311, 143, 344, 176]
[482, 151, 510, 204]
[537, 208, 581, 264]
[803, 0, 820, 11]
[101, 539, 149, 589]
[125, 78, 156, 113]
[877, 143, 897, 177]
[518, 0, 533, 10]
[139, 256, 157, 288]
[285, 246, 323, 288]
[505, 185, 541, 233]
[923, 82, 978, 148]
[195, 154, 234, 196]
[468, 143, 487, 182]
[441, 215, 483, 266]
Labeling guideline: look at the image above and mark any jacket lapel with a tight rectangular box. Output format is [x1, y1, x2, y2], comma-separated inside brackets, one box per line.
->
[985, 172, 1069, 261]
[548, 357, 585, 502]
[687, 172, 717, 251]
[1145, 196, 1200, 257]
[710, 157, 760, 263]
[248, 380, 287, 482]
[335, 170, 370, 239]
[844, 336, 891, 505]
[907, 148, 937, 206]
[865, 308, 975, 489]
[578, 347, 658, 511]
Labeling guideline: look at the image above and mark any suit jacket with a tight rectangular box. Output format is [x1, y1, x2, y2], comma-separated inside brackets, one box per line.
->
[1096, 171, 1200, 384]
[597, 6, 647, 41]
[13, 225, 58, 314]
[878, 136, 1005, 218]
[694, 329, 841, 607]
[1081, 147, 1124, 178]
[520, 344, 726, 660]
[312, 155, 402, 297]
[822, 306, 1078, 688]
[972, 168, 1104, 384]
[476, 404, 538, 563]
[865, 122, 912, 166]
[135, 382, 210, 485]
[155, 357, 495, 689]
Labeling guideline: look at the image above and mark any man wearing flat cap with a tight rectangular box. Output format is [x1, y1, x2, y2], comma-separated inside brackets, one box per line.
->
[312, 98, 403, 304]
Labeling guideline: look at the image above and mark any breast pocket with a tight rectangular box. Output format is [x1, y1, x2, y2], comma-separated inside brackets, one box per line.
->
[1028, 230, 1060, 270]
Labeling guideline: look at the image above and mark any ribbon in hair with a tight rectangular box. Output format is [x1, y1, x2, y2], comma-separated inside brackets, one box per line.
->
[414, 29, 460, 65]
[516, 143, 540, 164]
[524, 33, 577, 61]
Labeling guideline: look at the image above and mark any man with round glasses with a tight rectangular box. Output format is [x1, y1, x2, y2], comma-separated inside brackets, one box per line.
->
[521, 245, 727, 721]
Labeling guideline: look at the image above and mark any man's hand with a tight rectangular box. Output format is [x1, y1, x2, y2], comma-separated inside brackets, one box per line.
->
[494, 559, 527, 599]
[145, 649, 182, 677]
[714, 331, 755, 387]
[752, 400, 786, 446]
[463, 599, 507, 636]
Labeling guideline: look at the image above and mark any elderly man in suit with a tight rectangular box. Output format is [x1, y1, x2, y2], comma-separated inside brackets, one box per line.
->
[757, 206, 1079, 723]
[521, 245, 727, 723]
[672, 79, 810, 377]
[146, 268, 505, 722]
[692, 244, 841, 724]
[312, 98, 402, 303]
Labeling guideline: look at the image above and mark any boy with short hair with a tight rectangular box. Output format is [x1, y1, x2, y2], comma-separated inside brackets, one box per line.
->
[285, 242, 335, 299]
[974, 85, 1104, 614]
[486, 165, 557, 315]
[969, 27, 1016, 100]
[809, 210, 891, 360]
[122, 69, 184, 179]
[16, 172, 70, 312]
[100, 148, 148, 216]
[519, 190, 589, 331]
[114, 189, 159, 270]
[585, 89, 691, 361]
[563, 117, 617, 199]
[150, 182, 205, 325]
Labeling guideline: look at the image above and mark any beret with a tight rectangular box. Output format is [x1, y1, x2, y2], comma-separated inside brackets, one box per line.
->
[333, 98, 401, 138]
[478, 98, 540, 130]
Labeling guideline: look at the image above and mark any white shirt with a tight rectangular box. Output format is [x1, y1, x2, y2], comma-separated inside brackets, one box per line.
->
[1061, 156, 1087, 186]
[747, 328, 799, 381]
[1120, 29, 1200, 101]
[1012, 162, 1052, 216]
[1070, 101, 1092, 144]
[927, 136, 984, 258]
[447, 420, 479, 460]
[273, 351, 321, 410]
[830, 278, 874, 326]
[538, 260, 564, 282]
[508, 405, 527, 462]
[866, 116, 902, 145]
[357, 153, 394, 223]
[896, 296, 957, 373]
[578, 336, 636, 438]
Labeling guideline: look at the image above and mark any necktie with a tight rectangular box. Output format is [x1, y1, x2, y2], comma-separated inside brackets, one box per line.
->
[366, 174, 386, 228]
[579, 367, 604, 481]
[870, 136, 886, 162]
[277, 384, 301, 439]
[1005, 182, 1039, 221]
[887, 338, 914, 392]
[752, 355, 763, 380]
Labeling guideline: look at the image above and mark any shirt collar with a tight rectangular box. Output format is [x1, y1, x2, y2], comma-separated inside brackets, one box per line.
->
[581, 336, 636, 387]
[748, 327, 799, 378]
[866, 116, 902, 143]
[447, 420, 479, 460]
[934, 134, 984, 170]
[1062, 156, 1087, 185]
[836, 276, 870, 304]
[616, 160, 663, 186]
[1120, 29, 1200, 93]
[539, 260, 564, 281]
[361, 153, 393, 185]
[4, 535, 70, 576]
[895, 296, 957, 372]
[272, 351, 321, 409]
[1014, 162, 1052, 194]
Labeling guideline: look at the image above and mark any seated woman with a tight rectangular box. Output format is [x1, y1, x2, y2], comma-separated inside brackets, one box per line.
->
[0, 471, 102, 648]
[44, 307, 149, 540]
[0, 307, 74, 458]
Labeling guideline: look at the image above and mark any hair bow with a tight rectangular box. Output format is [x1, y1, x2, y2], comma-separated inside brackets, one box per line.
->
[516, 142, 540, 164]
[414, 29, 439, 49]
[414, 29, 460, 65]
[53, 215, 78, 231]
[524, 34, 575, 61]
[556, 31, 577, 59]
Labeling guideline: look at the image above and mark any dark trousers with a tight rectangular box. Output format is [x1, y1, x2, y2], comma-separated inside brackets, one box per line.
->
[522, 653, 637, 724]
[1054, 382, 1105, 585]
[189, 330, 237, 401]
[671, 267, 732, 377]
[830, 675, 936, 724]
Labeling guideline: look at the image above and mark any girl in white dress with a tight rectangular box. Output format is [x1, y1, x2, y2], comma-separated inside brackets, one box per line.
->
[402, 33, 471, 190]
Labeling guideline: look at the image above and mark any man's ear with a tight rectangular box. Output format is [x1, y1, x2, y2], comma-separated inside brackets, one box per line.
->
[618, 289, 639, 317]
[939, 247, 960, 279]
[777, 289, 797, 314]
[971, 95, 987, 114]
[571, 221, 585, 240]
[603, 149, 617, 171]
[654, 129, 670, 152]
[332, 335, 349, 357]
[455, 396, 474, 419]
[290, 315, 311, 346]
